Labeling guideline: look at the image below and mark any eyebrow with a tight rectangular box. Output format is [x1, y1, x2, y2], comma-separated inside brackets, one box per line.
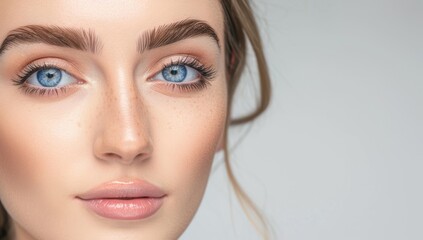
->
[0, 19, 220, 57]
[0, 25, 102, 56]
[137, 19, 220, 53]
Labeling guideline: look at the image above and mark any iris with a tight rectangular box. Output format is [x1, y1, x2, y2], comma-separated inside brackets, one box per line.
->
[36, 68, 62, 87]
[162, 65, 187, 83]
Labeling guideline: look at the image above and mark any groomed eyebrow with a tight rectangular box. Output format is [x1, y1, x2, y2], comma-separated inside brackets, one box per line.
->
[137, 19, 220, 53]
[0, 19, 219, 57]
[0, 25, 102, 56]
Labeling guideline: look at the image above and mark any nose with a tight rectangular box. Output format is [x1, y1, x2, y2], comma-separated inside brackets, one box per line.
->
[93, 78, 152, 165]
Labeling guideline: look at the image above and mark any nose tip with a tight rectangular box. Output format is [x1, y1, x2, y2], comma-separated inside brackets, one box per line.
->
[94, 130, 153, 165]
[92, 79, 152, 165]
[96, 134, 152, 164]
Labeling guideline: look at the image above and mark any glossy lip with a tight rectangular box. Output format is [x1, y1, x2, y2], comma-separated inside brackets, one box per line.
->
[76, 178, 166, 220]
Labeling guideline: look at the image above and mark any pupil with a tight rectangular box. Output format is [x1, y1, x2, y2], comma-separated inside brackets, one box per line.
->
[170, 69, 178, 75]
[47, 73, 55, 79]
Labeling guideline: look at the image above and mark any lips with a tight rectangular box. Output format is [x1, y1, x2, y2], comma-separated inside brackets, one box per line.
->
[76, 179, 166, 220]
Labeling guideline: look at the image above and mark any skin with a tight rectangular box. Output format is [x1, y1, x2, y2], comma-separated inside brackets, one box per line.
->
[0, 0, 227, 239]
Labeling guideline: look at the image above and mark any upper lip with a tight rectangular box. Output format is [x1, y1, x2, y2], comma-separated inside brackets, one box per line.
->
[76, 178, 165, 200]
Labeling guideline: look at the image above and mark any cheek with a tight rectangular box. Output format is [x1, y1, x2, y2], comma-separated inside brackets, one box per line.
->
[0, 104, 51, 226]
[0, 94, 84, 226]
[0, 106, 47, 193]
[154, 98, 226, 184]
[146, 82, 228, 215]
[0, 119, 46, 229]
[157, 103, 225, 184]
[0, 99, 79, 186]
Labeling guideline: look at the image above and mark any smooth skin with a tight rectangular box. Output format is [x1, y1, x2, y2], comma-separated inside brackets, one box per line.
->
[0, 0, 227, 239]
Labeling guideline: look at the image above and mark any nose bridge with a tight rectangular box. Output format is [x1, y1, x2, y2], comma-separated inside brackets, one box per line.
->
[94, 67, 152, 164]
[107, 73, 145, 138]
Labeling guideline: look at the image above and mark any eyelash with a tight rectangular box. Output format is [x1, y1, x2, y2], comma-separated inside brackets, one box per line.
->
[156, 57, 216, 92]
[12, 57, 216, 96]
[12, 63, 74, 96]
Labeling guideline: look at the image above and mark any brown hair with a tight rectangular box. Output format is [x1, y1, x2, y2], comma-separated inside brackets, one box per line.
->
[0, 204, 8, 238]
[221, 0, 272, 239]
[0, 0, 271, 238]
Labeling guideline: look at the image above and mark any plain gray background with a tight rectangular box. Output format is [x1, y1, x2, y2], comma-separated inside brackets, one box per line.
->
[181, 0, 422, 239]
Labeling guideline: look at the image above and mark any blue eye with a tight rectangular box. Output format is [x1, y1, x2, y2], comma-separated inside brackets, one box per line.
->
[155, 64, 199, 83]
[36, 68, 62, 87]
[162, 65, 187, 82]
[26, 67, 76, 88]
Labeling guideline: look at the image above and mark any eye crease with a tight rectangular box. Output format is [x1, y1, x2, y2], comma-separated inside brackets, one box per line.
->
[157, 57, 216, 82]
[12, 63, 79, 96]
[2, 20, 220, 97]
[149, 56, 217, 92]
[11, 56, 217, 96]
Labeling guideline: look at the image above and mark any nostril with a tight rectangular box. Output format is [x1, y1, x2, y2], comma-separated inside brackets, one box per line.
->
[93, 132, 153, 164]
[101, 151, 150, 164]
[104, 152, 122, 160]
[134, 152, 150, 162]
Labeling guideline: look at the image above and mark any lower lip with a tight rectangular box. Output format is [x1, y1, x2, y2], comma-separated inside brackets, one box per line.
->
[80, 197, 164, 220]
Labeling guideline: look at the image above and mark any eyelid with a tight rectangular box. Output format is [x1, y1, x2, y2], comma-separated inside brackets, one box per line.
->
[145, 55, 212, 81]
[14, 58, 85, 85]
[143, 55, 216, 95]
[11, 58, 87, 97]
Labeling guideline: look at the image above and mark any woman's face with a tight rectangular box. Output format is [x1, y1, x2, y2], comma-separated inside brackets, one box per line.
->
[0, 0, 227, 239]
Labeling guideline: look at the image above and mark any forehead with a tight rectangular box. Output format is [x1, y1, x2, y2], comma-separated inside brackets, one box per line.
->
[0, 0, 224, 41]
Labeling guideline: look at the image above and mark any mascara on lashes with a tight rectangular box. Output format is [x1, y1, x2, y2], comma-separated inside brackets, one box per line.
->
[12, 57, 217, 96]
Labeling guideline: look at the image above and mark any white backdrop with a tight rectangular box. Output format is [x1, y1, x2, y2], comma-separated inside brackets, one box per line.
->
[182, 0, 423, 239]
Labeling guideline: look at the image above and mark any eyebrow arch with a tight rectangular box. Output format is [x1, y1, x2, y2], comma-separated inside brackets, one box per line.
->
[0, 25, 102, 56]
[137, 19, 220, 53]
